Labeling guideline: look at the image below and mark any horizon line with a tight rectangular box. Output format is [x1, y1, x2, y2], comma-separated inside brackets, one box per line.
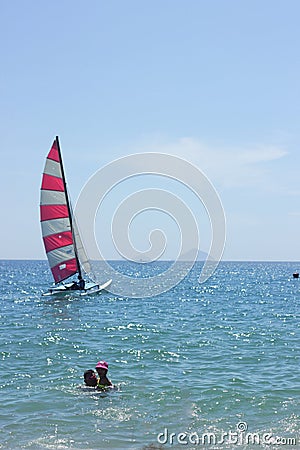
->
[1, 258, 300, 263]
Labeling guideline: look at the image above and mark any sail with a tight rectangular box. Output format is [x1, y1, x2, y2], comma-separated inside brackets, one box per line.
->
[40, 139, 79, 283]
[73, 216, 92, 275]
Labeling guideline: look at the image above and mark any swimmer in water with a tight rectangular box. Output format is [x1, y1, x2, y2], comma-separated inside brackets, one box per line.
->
[83, 369, 98, 387]
[95, 361, 113, 389]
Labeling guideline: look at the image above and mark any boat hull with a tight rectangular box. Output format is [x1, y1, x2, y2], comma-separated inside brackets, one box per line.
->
[42, 279, 112, 296]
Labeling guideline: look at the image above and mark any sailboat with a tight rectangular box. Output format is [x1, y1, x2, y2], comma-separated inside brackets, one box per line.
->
[40, 136, 112, 296]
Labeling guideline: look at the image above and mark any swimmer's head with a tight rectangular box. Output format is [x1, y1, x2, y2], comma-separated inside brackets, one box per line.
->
[84, 369, 97, 387]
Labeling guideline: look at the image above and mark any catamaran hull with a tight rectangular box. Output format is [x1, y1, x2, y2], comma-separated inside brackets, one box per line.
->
[42, 279, 112, 296]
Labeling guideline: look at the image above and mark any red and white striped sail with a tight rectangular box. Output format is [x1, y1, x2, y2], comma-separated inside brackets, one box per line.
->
[40, 139, 79, 283]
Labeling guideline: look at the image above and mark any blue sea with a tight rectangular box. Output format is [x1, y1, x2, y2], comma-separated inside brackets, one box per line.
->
[0, 260, 299, 449]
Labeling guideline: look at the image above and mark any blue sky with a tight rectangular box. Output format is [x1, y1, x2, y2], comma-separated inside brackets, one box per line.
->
[1, 0, 299, 261]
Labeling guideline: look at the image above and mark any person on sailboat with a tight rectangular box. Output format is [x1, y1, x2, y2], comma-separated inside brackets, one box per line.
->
[78, 275, 85, 290]
[70, 280, 80, 290]
[95, 361, 113, 389]
[68, 276, 85, 290]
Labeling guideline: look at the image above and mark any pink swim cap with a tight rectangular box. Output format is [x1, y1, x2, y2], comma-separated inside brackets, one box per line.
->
[95, 360, 108, 370]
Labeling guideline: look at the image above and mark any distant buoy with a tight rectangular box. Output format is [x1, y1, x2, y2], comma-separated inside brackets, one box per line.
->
[293, 272, 299, 278]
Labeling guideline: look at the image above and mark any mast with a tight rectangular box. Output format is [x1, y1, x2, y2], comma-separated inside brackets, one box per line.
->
[55, 136, 83, 280]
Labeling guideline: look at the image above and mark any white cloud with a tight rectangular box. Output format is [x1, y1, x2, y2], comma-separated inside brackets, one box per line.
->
[125, 136, 288, 190]
[79, 135, 290, 195]
[238, 147, 287, 164]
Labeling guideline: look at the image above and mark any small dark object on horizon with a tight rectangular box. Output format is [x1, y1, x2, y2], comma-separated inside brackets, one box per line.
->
[293, 272, 299, 278]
